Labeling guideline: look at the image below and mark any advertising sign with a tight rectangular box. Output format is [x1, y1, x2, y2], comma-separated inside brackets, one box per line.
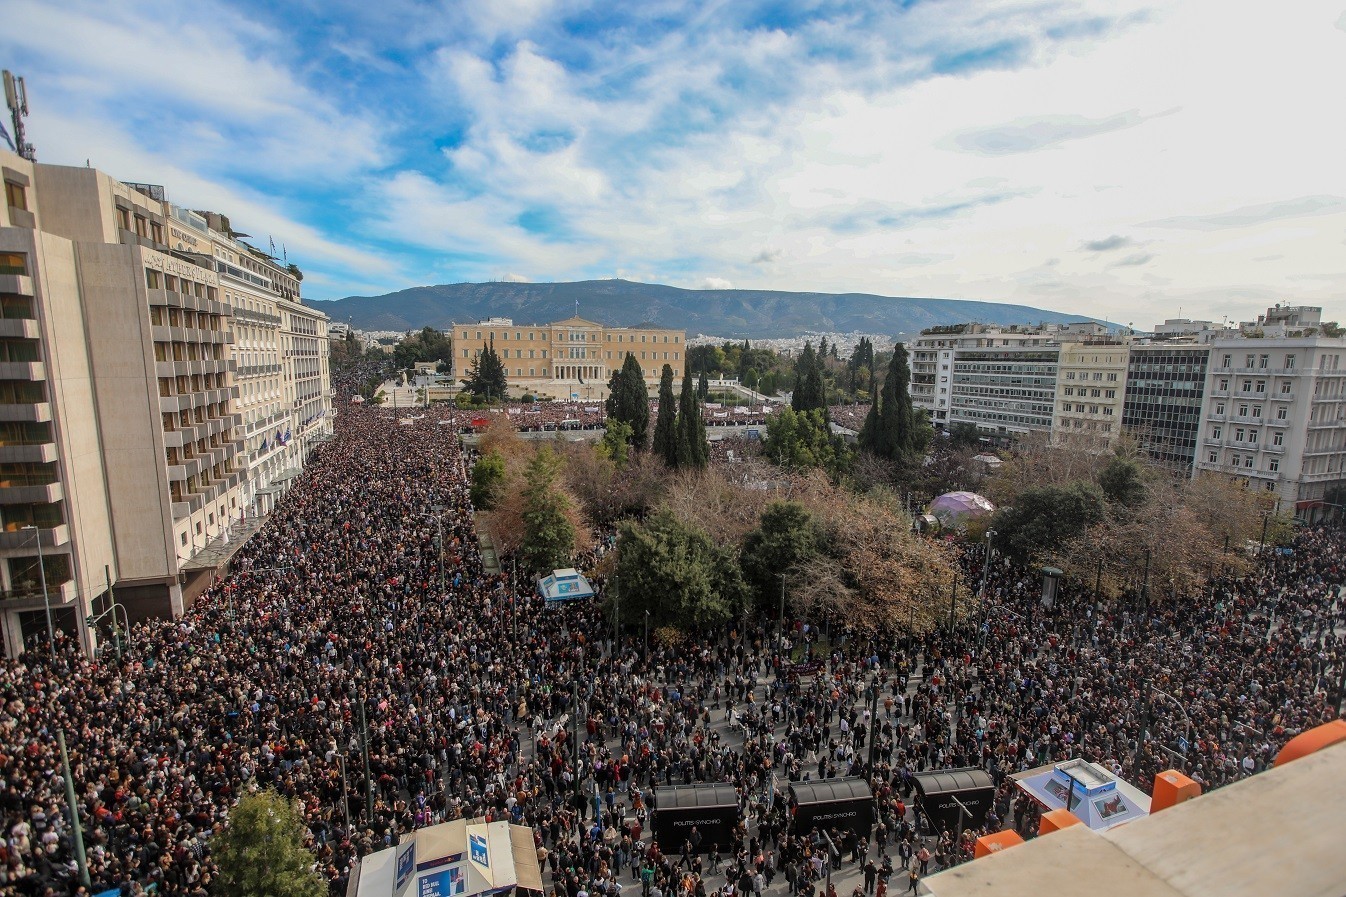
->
[395, 841, 417, 897]
[418, 866, 466, 897]
[469, 833, 489, 869]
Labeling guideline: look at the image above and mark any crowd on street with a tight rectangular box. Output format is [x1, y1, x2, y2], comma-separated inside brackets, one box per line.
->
[0, 401, 1341, 897]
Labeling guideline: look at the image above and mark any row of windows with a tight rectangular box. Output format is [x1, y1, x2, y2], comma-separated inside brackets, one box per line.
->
[1063, 371, 1119, 381]
[1209, 451, 1280, 474]
[468, 348, 681, 363]
[463, 329, 680, 344]
[1060, 404, 1116, 415]
[145, 268, 218, 301]
[1062, 387, 1117, 398]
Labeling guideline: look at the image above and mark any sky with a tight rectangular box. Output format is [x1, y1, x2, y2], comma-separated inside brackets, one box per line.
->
[3, 0, 1345, 326]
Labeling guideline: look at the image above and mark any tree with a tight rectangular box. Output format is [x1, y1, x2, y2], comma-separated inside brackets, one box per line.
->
[470, 451, 506, 510]
[860, 343, 920, 462]
[598, 418, 633, 468]
[764, 408, 845, 473]
[652, 365, 678, 465]
[462, 344, 507, 403]
[991, 482, 1107, 565]
[520, 447, 576, 574]
[605, 354, 650, 450]
[212, 790, 325, 897]
[1098, 455, 1148, 508]
[697, 369, 710, 402]
[673, 367, 708, 470]
[791, 342, 827, 414]
[741, 502, 827, 610]
[613, 510, 748, 630]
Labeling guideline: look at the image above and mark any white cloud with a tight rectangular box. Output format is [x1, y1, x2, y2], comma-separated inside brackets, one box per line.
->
[699, 277, 733, 290]
[501, 272, 530, 282]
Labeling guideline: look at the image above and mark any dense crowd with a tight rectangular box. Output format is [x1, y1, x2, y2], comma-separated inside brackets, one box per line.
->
[0, 401, 1341, 897]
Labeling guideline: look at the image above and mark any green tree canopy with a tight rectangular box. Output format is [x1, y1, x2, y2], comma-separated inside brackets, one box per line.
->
[791, 342, 828, 414]
[991, 481, 1107, 565]
[469, 451, 506, 510]
[598, 418, 633, 468]
[764, 407, 846, 473]
[461, 344, 507, 402]
[211, 790, 326, 897]
[697, 369, 710, 402]
[653, 364, 678, 465]
[1098, 455, 1148, 508]
[741, 502, 828, 611]
[614, 509, 748, 629]
[605, 353, 650, 450]
[520, 446, 575, 574]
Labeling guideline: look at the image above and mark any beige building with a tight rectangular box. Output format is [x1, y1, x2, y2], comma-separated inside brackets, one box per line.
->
[1053, 338, 1130, 449]
[453, 315, 685, 400]
[0, 150, 330, 656]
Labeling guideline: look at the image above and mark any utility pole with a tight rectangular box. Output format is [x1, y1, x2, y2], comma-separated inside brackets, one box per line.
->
[22, 525, 53, 659]
[356, 687, 374, 823]
[778, 573, 788, 664]
[948, 575, 958, 632]
[980, 529, 997, 597]
[57, 730, 90, 889]
[1258, 511, 1270, 558]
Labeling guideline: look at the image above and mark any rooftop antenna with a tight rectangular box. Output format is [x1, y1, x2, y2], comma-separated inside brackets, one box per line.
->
[2, 70, 36, 161]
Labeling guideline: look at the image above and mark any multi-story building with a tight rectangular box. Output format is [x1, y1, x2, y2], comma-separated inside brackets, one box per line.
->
[909, 324, 1061, 429]
[453, 315, 685, 400]
[1121, 343, 1211, 471]
[0, 150, 330, 655]
[1053, 339, 1130, 448]
[1193, 308, 1346, 517]
[950, 345, 1060, 434]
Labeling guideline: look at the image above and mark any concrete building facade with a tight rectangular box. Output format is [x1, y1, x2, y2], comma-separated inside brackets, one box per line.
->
[0, 150, 330, 656]
[453, 316, 685, 400]
[1194, 314, 1346, 516]
[1121, 344, 1212, 471]
[1054, 339, 1129, 449]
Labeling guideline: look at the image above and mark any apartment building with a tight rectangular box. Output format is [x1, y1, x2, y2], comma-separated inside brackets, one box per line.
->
[453, 315, 685, 400]
[1054, 339, 1129, 449]
[909, 324, 1062, 429]
[0, 150, 330, 656]
[1193, 308, 1346, 516]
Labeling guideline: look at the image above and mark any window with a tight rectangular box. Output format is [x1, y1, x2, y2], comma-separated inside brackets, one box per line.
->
[145, 268, 161, 289]
[1255, 380, 1265, 392]
[1105, 389, 1115, 399]
[1277, 407, 1288, 420]
[1280, 381, 1292, 395]
[1234, 428, 1243, 442]
[1222, 354, 1232, 367]
[1065, 372, 1075, 379]
[1245, 354, 1255, 367]
[1285, 354, 1296, 369]
[1216, 403, 1225, 415]
[1091, 389, 1101, 398]
[1273, 431, 1284, 446]
[1219, 379, 1229, 391]
[1064, 387, 1074, 396]
[4, 180, 26, 211]
[0, 252, 26, 276]
[1258, 354, 1269, 369]
[1244, 456, 1254, 468]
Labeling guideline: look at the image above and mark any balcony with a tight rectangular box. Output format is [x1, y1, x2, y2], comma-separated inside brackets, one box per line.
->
[0, 523, 70, 550]
[0, 578, 78, 612]
[0, 402, 51, 422]
[0, 361, 44, 380]
[0, 274, 34, 297]
[0, 480, 62, 504]
[0, 442, 56, 463]
[0, 318, 40, 339]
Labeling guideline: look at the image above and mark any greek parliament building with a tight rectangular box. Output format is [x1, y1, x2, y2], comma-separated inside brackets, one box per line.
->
[0, 149, 332, 656]
[453, 316, 686, 400]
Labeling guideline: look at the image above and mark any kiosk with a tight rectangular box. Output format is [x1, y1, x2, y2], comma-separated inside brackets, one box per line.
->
[788, 777, 874, 837]
[912, 767, 995, 834]
[650, 783, 739, 854]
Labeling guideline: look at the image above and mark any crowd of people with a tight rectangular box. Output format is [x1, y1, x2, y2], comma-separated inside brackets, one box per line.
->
[0, 399, 1341, 897]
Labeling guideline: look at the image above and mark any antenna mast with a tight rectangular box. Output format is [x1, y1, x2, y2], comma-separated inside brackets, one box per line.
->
[3, 70, 36, 161]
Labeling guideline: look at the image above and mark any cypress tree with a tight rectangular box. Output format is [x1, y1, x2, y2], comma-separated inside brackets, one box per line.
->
[697, 369, 710, 402]
[605, 353, 650, 450]
[860, 343, 916, 461]
[653, 364, 678, 465]
[674, 367, 695, 468]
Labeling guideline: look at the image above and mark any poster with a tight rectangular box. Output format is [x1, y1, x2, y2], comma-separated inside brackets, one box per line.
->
[469, 833, 489, 868]
[418, 866, 466, 897]
[395, 841, 417, 897]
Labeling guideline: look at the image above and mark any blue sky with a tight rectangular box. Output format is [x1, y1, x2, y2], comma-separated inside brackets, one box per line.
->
[3, 0, 1345, 324]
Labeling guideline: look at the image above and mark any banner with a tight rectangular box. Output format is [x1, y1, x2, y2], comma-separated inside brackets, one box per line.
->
[469, 833, 489, 869]
[418, 866, 466, 897]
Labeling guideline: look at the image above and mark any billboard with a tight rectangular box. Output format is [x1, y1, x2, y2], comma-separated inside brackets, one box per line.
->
[469, 833, 489, 869]
[395, 841, 417, 897]
[418, 866, 466, 897]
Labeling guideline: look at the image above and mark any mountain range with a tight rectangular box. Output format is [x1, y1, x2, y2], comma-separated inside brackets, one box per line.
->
[314, 280, 1106, 339]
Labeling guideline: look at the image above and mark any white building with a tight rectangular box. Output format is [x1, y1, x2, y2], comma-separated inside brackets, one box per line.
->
[1193, 307, 1346, 518]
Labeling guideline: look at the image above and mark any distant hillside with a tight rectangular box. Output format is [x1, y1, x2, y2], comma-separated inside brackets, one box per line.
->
[314, 280, 1107, 339]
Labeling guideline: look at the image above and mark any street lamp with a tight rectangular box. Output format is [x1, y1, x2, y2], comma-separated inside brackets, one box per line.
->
[980, 529, 997, 597]
[21, 525, 53, 659]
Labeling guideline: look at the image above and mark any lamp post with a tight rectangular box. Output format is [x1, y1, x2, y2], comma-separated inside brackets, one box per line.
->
[1258, 511, 1270, 558]
[1140, 547, 1151, 608]
[777, 573, 788, 663]
[21, 525, 53, 659]
[429, 504, 447, 594]
[980, 529, 997, 597]
[56, 729, 91, 889]
[948, 574, 959, 632]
